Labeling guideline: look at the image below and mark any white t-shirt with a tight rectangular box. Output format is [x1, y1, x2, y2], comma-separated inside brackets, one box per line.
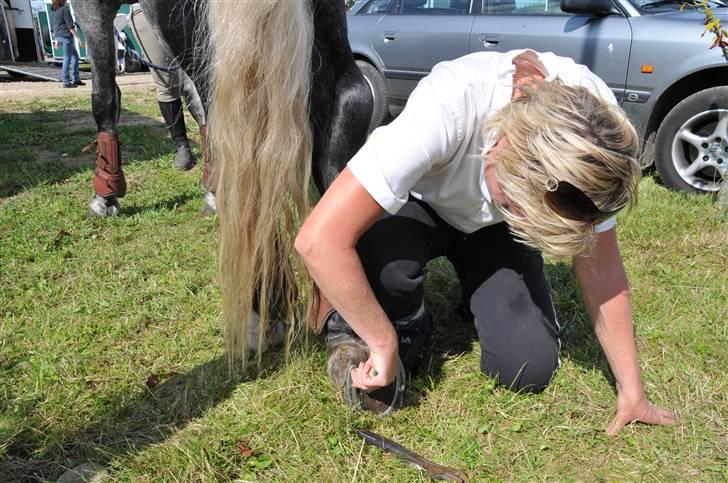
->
[348, 49, 617, 234]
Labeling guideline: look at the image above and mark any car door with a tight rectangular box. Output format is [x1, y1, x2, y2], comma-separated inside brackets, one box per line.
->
[372, 0, 477, 104]
[469, 0, 632, 101]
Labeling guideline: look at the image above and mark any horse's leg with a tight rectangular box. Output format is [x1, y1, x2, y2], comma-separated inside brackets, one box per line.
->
[140, 0, 217, 214]
[73, 0, 126, 217]
[310, 0, 373, 193]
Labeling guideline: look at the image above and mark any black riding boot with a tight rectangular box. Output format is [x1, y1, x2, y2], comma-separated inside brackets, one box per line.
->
[158, 99, 196, 170]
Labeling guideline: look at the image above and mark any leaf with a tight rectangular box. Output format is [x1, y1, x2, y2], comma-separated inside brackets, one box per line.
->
[478, 423, 490, 434]
[326, 435, 338, 446]
[539, 443, 549, 451]
[145, 375, 158, 389]
[241, 422, 259, 434]
[238, 443, 254, 457]
[248, 454, 273, 470]
[510, 422, 522, 432]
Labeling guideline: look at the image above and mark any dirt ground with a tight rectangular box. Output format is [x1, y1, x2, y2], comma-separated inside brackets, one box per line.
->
[0, 71, 155, 102]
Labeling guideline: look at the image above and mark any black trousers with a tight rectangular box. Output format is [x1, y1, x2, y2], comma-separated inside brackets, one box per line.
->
[356, 199, 560, 393]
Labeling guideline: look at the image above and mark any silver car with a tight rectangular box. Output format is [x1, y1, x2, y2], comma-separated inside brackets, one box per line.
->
[348, 0, 728, 193]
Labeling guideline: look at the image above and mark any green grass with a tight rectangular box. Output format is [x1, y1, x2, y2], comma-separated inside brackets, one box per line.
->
[1, 89, 726, 481]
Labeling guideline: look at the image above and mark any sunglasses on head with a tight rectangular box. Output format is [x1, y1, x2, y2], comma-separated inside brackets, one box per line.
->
[543, 178, 617, 223]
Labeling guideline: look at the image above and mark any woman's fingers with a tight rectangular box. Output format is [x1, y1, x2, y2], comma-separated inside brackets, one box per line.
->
[606, 415, 628, 436]
[350, 361, 375, 391]
[350, 359, 392, 391]
[642, 406, 676, 426]
[607, 402, 676, 435]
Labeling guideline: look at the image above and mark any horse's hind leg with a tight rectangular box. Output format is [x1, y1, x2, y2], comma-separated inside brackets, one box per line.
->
[73, 0, 125, 217]
[310, 0, 372, 193]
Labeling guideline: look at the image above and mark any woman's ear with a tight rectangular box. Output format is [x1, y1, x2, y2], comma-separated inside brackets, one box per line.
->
[512, 50, 549, 99]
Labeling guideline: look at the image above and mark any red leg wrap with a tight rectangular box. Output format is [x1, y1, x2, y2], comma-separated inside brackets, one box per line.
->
[93, 132, 127, 198]
[200, 126, 218, 193]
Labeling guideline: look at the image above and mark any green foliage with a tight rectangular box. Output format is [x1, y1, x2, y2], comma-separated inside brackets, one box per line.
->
[682, 0, 728, 59]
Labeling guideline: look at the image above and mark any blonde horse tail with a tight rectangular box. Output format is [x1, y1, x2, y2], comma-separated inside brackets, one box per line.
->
[207, 0, 314, 368]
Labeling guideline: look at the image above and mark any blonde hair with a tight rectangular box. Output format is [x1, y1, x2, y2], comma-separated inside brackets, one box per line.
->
[207, 0, 314, 367]
[483, 80, 641, 257]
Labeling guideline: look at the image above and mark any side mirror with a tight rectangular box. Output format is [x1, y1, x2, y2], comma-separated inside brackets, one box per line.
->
[560, 0, 617, 15]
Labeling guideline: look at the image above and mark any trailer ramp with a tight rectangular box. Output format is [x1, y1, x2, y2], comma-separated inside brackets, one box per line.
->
[0, 62, 91, 82]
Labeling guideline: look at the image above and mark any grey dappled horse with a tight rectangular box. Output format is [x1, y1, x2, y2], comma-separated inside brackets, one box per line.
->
[73, 0, 372, 217]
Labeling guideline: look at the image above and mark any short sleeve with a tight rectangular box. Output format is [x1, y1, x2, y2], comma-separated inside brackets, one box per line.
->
[347, 76, 465, 214]
[64, 7, 74, 29]
[594, 216, 616, 233]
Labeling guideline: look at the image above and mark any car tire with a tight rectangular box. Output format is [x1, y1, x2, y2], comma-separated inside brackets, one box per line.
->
[655, 86, 728, 193]
[356, 60, 388, 133]
[124, 51, 143, 74]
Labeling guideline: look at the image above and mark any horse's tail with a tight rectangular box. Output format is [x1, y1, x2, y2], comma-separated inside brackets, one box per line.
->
[207, 0, 314, 367]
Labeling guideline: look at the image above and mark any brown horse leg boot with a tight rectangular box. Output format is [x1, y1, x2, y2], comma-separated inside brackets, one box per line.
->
[200, 125, 218, 215]
[88, 132, 126, 218]
[324, 310, 406, 415]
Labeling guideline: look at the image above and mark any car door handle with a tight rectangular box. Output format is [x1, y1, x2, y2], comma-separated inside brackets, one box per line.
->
[383, 32, 398, 42]
[479, 34, 502, 47]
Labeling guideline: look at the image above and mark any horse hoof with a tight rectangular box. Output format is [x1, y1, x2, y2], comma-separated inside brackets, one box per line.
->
[202, 191, 216, 215]
[246, 311, 286, 354]
[324, 310, 406, 415]
[87, 195, 120, 218]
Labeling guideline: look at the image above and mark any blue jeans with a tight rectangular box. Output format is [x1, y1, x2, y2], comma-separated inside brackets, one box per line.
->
[59, 36, 79, 84]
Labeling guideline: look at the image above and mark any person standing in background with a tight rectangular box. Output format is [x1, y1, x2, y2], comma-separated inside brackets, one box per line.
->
[125, 5, 208, 173]
[50, 0, 84, 88]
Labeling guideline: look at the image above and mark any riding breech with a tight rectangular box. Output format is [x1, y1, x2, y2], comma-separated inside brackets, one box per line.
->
[128, 5, 206, 126]
[355, 199, 561, 393]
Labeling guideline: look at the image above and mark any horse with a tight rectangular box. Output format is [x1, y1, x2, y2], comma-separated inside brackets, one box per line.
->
[71, 0, 372, 361]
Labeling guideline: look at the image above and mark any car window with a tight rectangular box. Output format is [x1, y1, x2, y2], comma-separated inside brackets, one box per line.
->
[398, 0, 472, 15]
[361, 0, 394, 14]
[483, 0, 569, 15]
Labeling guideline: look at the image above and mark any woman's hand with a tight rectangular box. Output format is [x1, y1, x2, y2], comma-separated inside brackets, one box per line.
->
[350, 342, 399, 392]
[607, 390, 676, 435]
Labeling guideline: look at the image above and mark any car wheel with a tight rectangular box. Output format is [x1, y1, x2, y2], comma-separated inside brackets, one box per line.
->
[655, 86, 728, 193]
[356, 60, 388, 132]
[124, 51, 143, 74]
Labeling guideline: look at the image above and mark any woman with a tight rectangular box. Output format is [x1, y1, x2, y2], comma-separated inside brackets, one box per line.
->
[50, 0, 85, 88]
[295, 50, 675, 434]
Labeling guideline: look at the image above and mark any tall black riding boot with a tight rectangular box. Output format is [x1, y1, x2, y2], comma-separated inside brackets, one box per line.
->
[158, 99, 196, 170]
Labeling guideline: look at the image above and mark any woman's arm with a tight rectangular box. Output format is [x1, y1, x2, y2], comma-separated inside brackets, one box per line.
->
[65, 7, 84, 47]
[295, 168, 398, 391]
[573, 228, 675, 434]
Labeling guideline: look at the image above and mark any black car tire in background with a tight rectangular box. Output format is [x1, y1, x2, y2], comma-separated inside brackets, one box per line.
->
[356, 60, 388, 133]
[124, 50, 143, 73]
[655, 86, 728, 194]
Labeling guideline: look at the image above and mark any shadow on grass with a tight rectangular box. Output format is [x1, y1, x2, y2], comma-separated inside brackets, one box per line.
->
[120, 193, 200, 217]
[404, 258, 612, 407]
[3, 353, 284, 481]
[0, 108, 171, 199]
[545, 261, 614, 386]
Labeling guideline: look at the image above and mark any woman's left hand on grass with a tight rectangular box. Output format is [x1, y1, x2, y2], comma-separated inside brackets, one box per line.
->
[607, 391, 676, 435]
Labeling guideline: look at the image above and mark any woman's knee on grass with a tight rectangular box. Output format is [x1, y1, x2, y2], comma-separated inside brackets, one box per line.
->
[470, 268, 560, 393]
[479, 345, 559, 393]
